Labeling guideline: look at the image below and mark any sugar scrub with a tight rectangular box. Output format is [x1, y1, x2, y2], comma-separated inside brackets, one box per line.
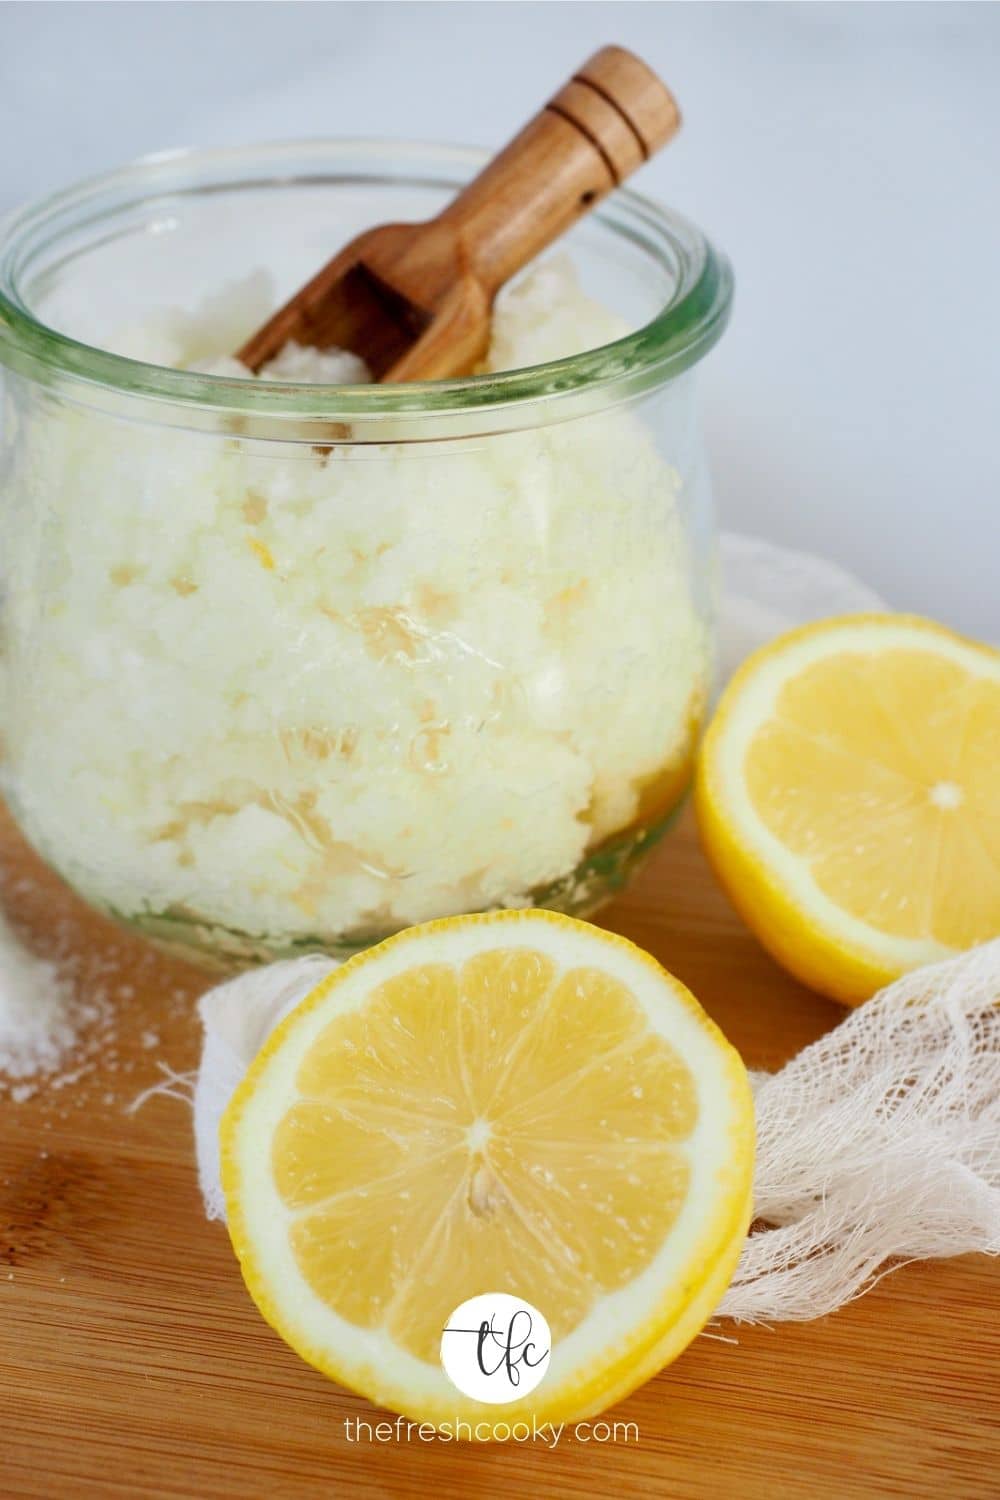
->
[0, 905, 75, 1085]
[0, 259, 709, 962]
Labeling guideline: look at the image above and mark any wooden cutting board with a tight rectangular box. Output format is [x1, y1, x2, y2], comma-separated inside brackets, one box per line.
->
[1, 802, 996, 1500]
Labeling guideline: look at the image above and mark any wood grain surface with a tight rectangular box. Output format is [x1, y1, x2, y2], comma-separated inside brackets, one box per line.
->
[1, 803, 997, 1500]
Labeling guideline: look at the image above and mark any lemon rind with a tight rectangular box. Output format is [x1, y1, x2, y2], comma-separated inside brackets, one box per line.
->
[696, 613, 1000, 1004]
[221, 909, 755, 1430]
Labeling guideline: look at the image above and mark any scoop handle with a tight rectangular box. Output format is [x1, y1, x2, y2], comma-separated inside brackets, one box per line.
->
[435, 46, 680, 296]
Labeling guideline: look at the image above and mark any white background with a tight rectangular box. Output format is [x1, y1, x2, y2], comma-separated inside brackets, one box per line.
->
[3, 1, 998, 637]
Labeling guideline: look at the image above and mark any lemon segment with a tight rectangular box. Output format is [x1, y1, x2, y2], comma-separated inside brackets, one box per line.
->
[696, 614, 1000, 1004]
[221, 910, 754, 1430]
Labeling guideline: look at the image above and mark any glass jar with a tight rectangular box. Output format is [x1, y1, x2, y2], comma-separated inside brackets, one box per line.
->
[0, 141, 732, 966]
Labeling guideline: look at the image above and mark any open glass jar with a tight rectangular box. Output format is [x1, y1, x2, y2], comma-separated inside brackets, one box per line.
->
[0, 142, 731, 966]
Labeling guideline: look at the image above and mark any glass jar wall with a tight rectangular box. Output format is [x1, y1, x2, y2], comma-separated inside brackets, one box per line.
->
[0, 142, 731, 965]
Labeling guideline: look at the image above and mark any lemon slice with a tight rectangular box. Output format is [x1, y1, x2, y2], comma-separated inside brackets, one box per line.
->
[221, 911, 753, 1430]
[696, 614, 1000, 1004]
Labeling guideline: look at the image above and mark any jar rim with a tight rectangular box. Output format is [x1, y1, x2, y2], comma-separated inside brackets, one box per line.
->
[0, 138, 733, 420]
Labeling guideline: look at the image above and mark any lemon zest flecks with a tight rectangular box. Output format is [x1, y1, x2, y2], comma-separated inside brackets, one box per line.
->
[247, 536, 276, 571]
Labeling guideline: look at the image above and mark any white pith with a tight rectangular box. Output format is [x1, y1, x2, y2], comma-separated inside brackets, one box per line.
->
[712, 619, 1000, 968]
[225, 914, 751, 1412]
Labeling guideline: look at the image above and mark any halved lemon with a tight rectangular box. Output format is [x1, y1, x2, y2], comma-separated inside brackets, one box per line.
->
[696, 614, 1000, 1004]
[221, 910, 753, 1431]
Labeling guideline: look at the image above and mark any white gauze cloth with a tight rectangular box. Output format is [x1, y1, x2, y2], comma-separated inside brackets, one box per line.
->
[194, 942, 1000, 1321]
[190, 534, 1000, 1320]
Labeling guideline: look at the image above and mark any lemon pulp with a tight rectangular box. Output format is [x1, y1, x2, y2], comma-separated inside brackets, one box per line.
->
[221, 911, 753, 1427]
[697, 614, 1000, 1002]
[276, 952, 697, 1362]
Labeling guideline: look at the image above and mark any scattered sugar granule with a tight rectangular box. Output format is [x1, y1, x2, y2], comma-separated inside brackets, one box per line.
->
[0, 907, 77, 1081]
[0, 883, 131, 1106]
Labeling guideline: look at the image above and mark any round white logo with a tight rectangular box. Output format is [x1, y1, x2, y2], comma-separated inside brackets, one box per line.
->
[440, 1293, 551, 1404]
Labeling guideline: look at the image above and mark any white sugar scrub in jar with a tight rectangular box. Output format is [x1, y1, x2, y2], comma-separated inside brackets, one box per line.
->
[0, 142, 731, 965]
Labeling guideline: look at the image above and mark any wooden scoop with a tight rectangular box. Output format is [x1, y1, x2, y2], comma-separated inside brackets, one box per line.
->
[237, 46, 680, 382]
